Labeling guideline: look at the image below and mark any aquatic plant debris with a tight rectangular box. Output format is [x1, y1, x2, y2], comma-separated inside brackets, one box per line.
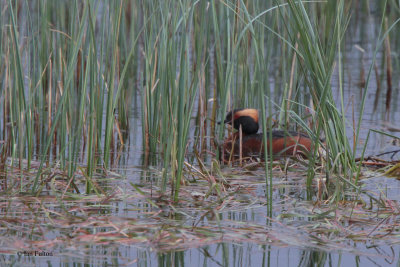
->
[0, 160, 399, 262]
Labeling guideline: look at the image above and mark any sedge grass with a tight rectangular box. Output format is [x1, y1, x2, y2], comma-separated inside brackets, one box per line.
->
[272, 0, 356, 201]
[140, 1, 201, 200]
[1, 1, 399, 201]
[1, 2, 400, 265]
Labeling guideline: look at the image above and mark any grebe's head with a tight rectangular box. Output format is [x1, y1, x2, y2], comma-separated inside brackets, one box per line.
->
[222, 108, 259, 135]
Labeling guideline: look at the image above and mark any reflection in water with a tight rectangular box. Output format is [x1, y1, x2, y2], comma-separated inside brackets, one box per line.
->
[1, 2, 400, 267]
[2, 244, 398, 266]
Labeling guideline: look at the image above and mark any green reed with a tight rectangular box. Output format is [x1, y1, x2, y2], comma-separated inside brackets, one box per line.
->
[1, 0, 400, 201]
[273, 0, 355, 195]
[0, 1, 136, 193]
[354, 1, 400, 183]
[140, 1, 201, 200]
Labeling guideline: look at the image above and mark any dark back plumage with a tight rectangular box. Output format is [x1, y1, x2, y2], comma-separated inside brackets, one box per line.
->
[221, 109, 313, 161]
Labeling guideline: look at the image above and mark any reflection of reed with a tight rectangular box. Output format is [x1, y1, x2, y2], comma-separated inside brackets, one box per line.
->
[384, 17, 392, 120]
[373, 62, 381, 112]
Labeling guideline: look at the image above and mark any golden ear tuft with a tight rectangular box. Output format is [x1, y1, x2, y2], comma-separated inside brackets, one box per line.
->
[234, 109, 258, 123]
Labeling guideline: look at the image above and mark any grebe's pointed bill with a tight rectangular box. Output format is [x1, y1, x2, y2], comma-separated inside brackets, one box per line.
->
[222, 110, 235, 124]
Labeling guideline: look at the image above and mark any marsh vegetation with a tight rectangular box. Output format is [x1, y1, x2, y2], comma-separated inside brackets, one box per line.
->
[0, 0, 400, 266]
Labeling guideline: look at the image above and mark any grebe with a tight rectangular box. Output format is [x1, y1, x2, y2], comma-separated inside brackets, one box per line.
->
[221, 108, 313, 160]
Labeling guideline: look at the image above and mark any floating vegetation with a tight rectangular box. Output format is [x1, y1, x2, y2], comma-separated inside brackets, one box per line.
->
[0, 160, 399, 263]
[1, 0, 400, 265]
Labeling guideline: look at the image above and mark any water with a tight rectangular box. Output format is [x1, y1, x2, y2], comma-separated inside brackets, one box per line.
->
[4, 245, 398, 266]
[1, 168, 399, 266]
[2, 2, 400, 267]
